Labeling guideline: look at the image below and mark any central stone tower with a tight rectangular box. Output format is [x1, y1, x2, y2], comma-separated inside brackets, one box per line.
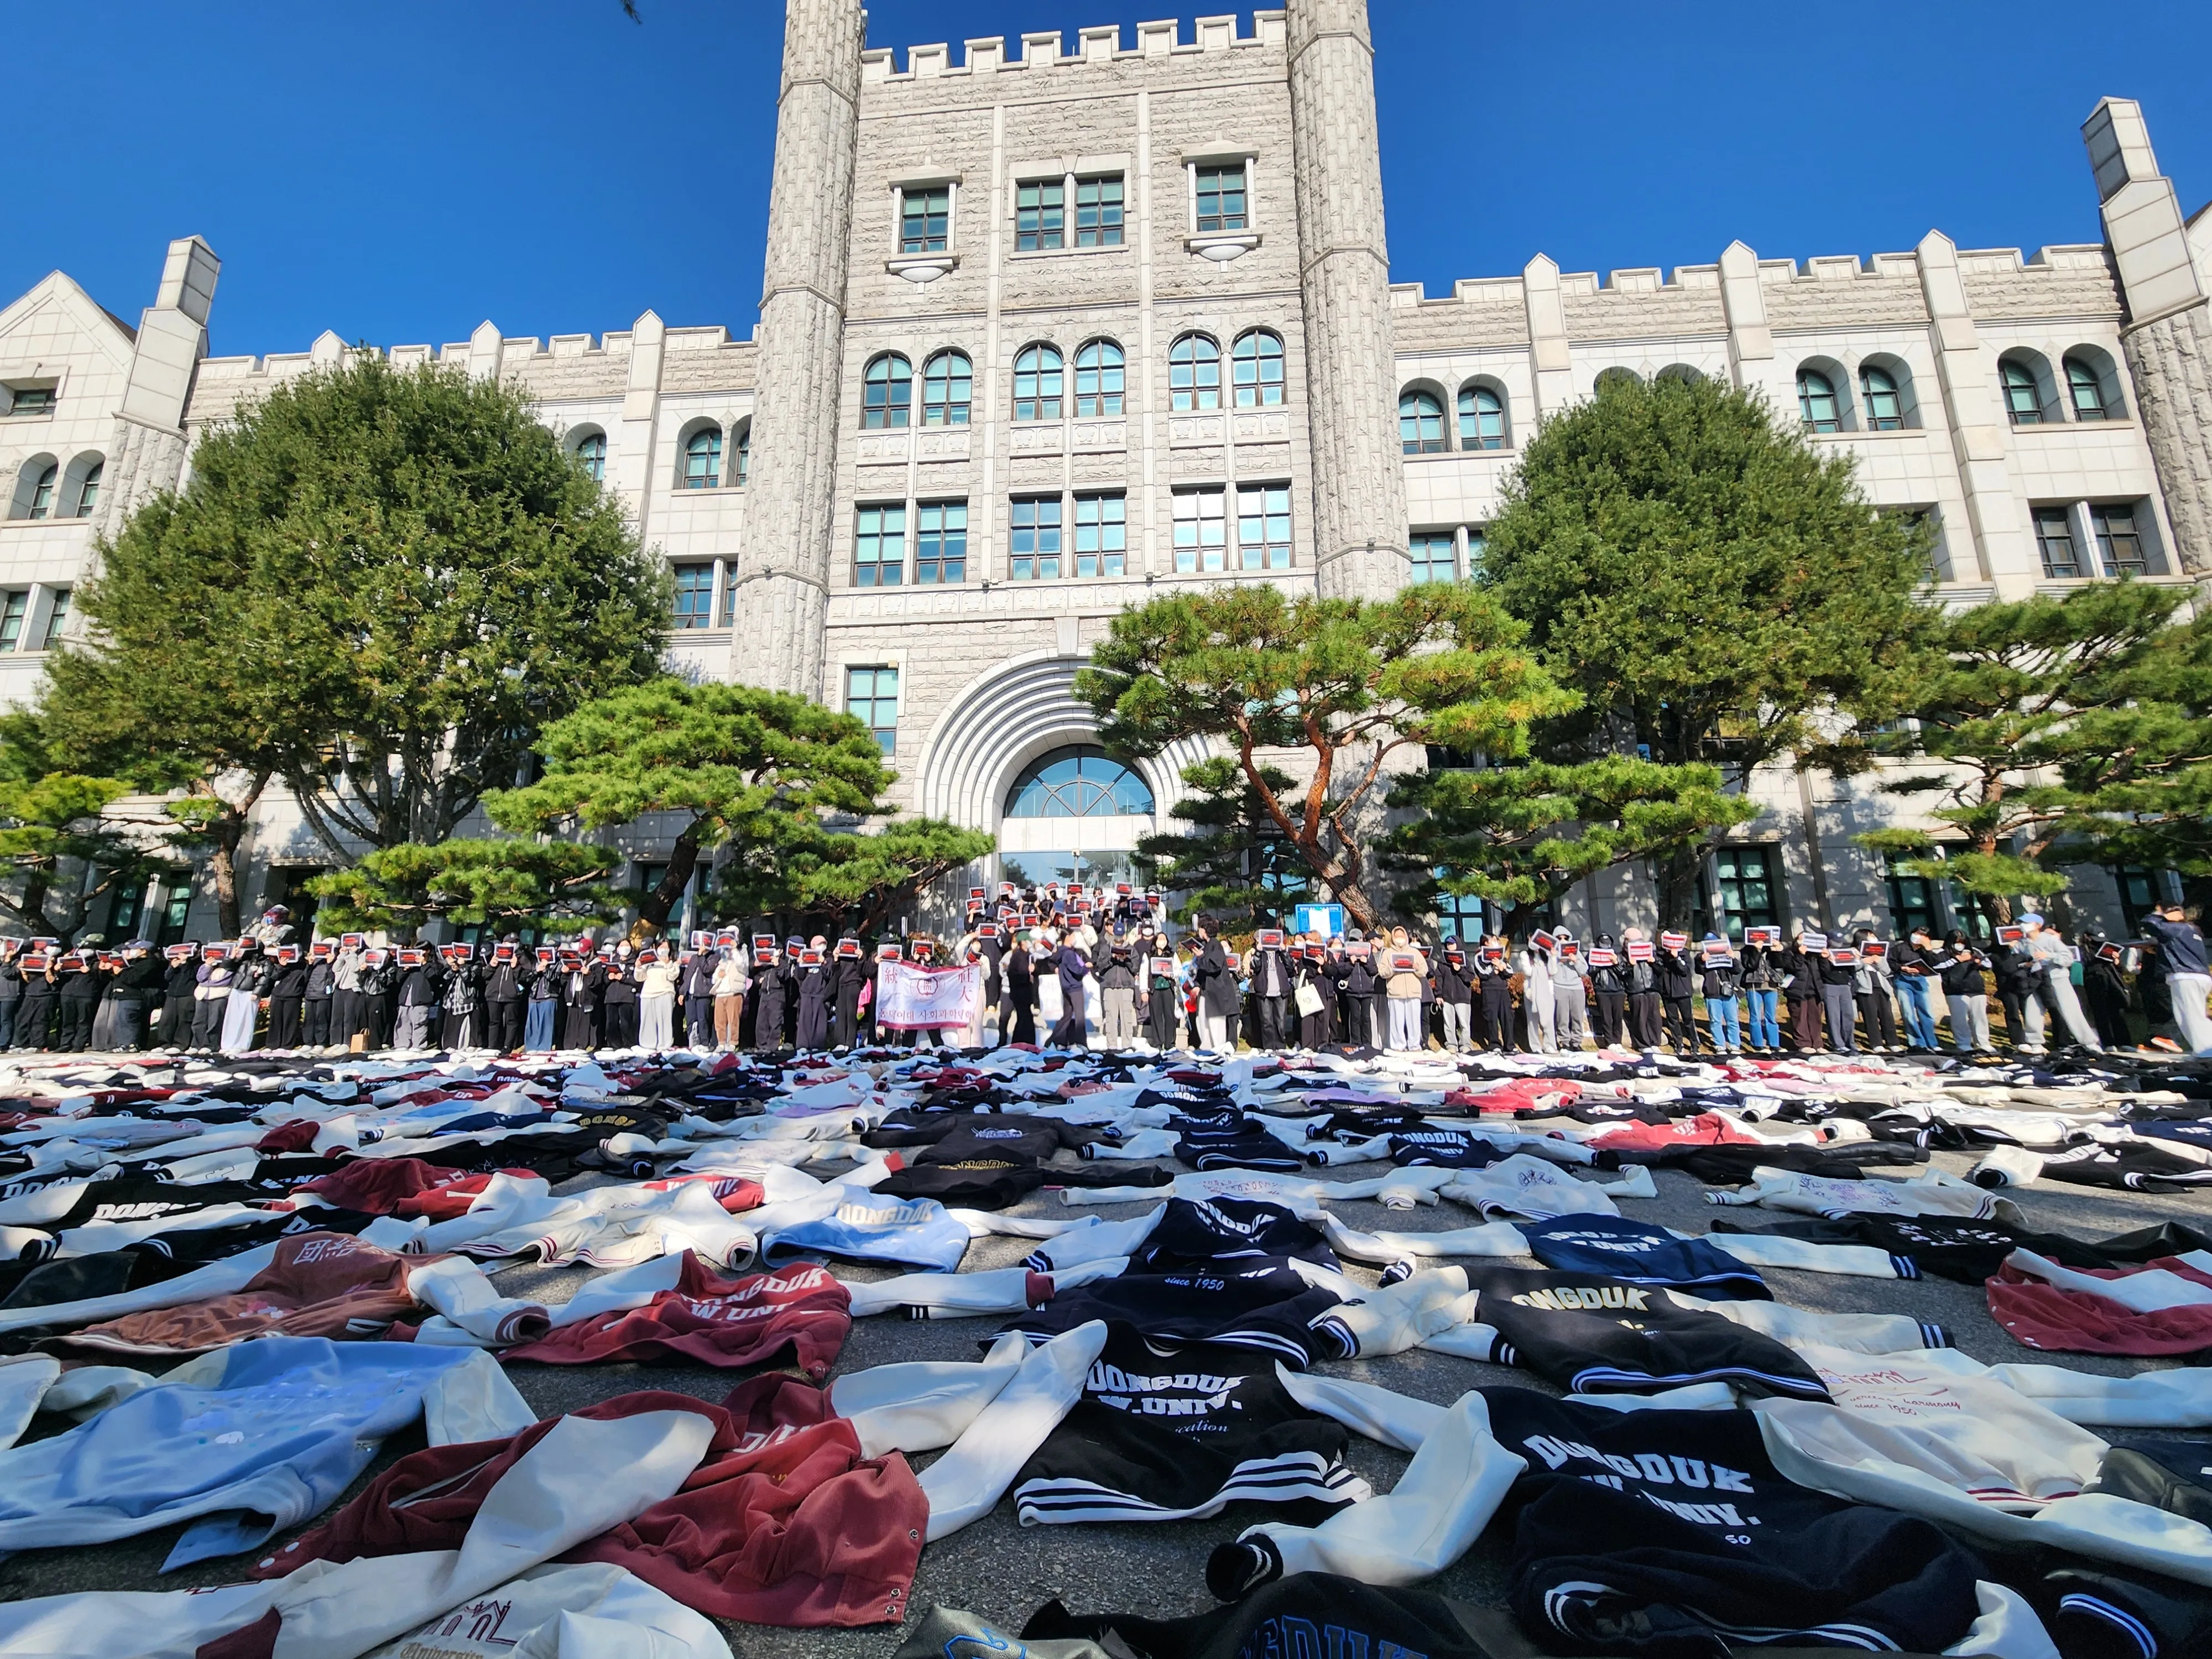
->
[732, 0, 866, 697]
[1286, 0, 1406, 600]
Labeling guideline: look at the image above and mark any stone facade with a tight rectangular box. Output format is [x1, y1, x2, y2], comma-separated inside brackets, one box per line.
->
[2, 7, 2206, 943]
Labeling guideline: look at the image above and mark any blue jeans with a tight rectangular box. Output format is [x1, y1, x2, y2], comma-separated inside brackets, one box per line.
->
[525, 999, 557, 1051]
[1706, 994, 1741, 1052]
[1895, 977, 1938, 1049]
[1744, 988, 1780, 1050]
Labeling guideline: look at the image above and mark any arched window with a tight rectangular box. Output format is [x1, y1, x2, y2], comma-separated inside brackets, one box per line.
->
[1593, 367, 1640, 394]
[574, 431, 607, 482]
[1860, 366, 1904, 430]
[71, 461, 102, 518]
[2001, 358, 2044, 425]
[1013, 343, 1063, 421]
[1073, 340, 1124, 418]
[862, 353, 912, 429]
[1796, 368, 1840, 432]
[1457, 383, 1506, 450]
[2065, 354, 2112, 421]
[922, 349, 972, 426]
[1004, 746, 1155, 819]
[681, 426, 722, 490]
[732, 422, 750, 484]
[24, 463, 56, 520]
[1232, 329, 1285, 408]
[1169, 333, 1221, 411]
[1399, 389, 1445, 454]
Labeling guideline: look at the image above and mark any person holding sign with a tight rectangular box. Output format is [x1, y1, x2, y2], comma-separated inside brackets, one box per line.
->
[1249, 929, 1293, 1051]
[1852, 930, 1900, 1053]
[1381, 927, 1429, 1052]
[1146, 938, 1181, 1050]
[710, 943, 749, 1050]
[1655, 930, 1698, 1055]
[1739, 927, 1782, 1054]
[1888, 926, 1941, 1052]
[1621, 929, 1662, 1050]
[1433, 938, 1474, 1052]
[1051, 929, 1092, 1050]
[1296, 936, 1335, 1050]
[1781, 932, 1823, 1052]
[1698, 934, 1742, 1056]
[1585, 935, 1626, 1047]
[1935, 930, 1994, 1053]
[1192, 917, 1237, 1052]
[1517, 932, 1557, 1053]
[1097, 928, 1139, 1048]
[1550, 936, 1589, 1051]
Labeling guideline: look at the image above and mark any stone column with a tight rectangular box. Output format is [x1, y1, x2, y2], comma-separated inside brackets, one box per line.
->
[2085, 97, 2212, 576]
[729, 0, 864, 698]
[1916, 231, 2033, 593]
[1286, 0, 1407, 601]
[100, 235, 220, 534]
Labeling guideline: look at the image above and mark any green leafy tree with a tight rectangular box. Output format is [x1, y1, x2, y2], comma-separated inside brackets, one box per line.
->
[1076, 583, 1576, 931]
[1386, 753, 1754, 932]
[35, 486, 298, 935]
[100, 354, 667, 859]
[1479, 370, 1929, 920]
[1134, 757, 1312, 931]
[0, 714, 160, 943]
[305, 840, 623, 937]
[486, 677, 936, 931]
[1836, 581, 2212, 927]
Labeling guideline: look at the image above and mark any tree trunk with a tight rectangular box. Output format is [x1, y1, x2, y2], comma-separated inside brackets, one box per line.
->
[1654, 844, 1703, 935]
[211, 839, 242, 940]
[638, 818, 706, 932]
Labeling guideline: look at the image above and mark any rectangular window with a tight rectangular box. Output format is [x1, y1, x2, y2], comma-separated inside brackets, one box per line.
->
[1173, 487, 1228, 573]
[1075, 175, 1125, 246]
[845, 665, 899, 755]
[1010, 496, 1063, 581]
[915, 500, 967, 584]
[854, 504, 906, 587]
[36, 588, 69, 650]
[1194, 162, 1247, 232]
[2091, 502, 2158, 577]
[2033, 507, 2081, 579]
[1235, 483, 1292, 571]
[1464, 527, 1487, 577]
[1073, 492, 1126, 578]
[1706, 845, 1780, 941]
[1015, 179, 1065, 251]
[155, 874, 193, 946]
[1885, 853, 1940, 940]
[0, 590, 26, 653]
[6, 387, 55, 417]
[1409, 532, 1457, 584]
[899, 186, 950, 254]
[1436, 888, 1494, 944]
[670, 564, 715, 629]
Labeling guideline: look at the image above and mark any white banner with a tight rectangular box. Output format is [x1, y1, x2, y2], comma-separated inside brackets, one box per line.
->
[877, 961, 984, 1030]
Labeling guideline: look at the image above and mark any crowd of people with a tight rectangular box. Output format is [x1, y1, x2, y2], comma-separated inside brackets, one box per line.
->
[1, 888, 2206, 1060]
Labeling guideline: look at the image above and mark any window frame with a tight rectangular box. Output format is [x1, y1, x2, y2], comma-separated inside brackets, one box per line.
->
[1072, 491, 1126, 579]
[574, 431, 608, 482]
[1074, 174, 1125, 247]
[2090, 501, 2154, 577]
[35, 587, 69, 651]
[1009, 495, 1065, 581]
[914, 499, 967, 585]
[1015, 176, 1066, 252]
[1169, 333, 1222, 412]
[844, 665, 900, 757]
[25, 463, 57, 520]
[1012, 343, 1065, 423]
[1073, 339, 1125, 418]
[898, 185, 951, 255]
[853, 502, 908, 587]
[2001, 357, 2047, 426]
[1172, 486, 1228, 573]
[680, 426, 722, 491]
[1796, 367, 1841, 434]
[1457, 382, 1506, 450]
[921, 349, 972, 426]
[1408, 531, 1458, 585]
[670, 562, 716, 630]
[1705, 844, 1781, 941]
[862, 352, 914, 430]
[1193, 161, 1248, 233]
[2032, 505, 2082, 579]
[1232, 329, 1286, 409]
[0, 589, 27, 653]
[1234, 482, 1292, 571]
[1859, 364, 1905, 431]
[1398, 388, 1446, 455]
[2065, 354, 2112, 421]
[71, 460, 102, 518]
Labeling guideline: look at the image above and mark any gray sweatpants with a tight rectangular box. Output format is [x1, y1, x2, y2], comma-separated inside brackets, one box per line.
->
[1100, 987, 1139, 1048]
[1552, 979, 1588, 1050]
[1438, 1000, 1472, 1051]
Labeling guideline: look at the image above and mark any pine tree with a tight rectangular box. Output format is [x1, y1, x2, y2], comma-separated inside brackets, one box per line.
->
[1134, 756, 1313, 931]
[305, 840, 622, 936]
[1077, 583, 1575, 931]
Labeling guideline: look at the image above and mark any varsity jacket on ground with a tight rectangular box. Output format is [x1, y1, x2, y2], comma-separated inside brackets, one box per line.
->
[1519, 1213, 1771, 1299]
[498, 1257, 851, 1378]
[1000, 1262, 1343, 1368]
[1009, 1323, 1370, 1525]
[1431, 1267, 1832, 1399]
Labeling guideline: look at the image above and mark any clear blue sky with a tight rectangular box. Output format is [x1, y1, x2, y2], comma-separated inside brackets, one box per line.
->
[9, 2, 2207, 358]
